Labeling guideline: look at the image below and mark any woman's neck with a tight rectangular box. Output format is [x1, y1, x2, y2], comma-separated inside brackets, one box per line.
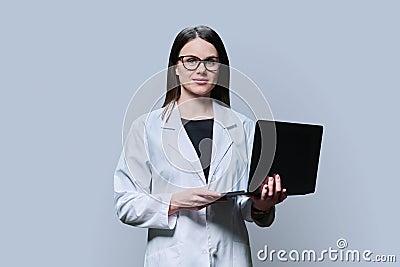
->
[177, 96, 214, 120]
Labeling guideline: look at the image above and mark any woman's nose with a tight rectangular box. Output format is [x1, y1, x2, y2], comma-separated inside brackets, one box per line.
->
[196, 62, 207, 73]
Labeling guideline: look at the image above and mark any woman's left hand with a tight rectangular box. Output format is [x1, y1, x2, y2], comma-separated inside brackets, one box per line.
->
[250, 173, 287, 212]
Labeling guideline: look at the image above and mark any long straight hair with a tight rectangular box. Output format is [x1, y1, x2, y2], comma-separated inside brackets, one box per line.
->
[162, 25, 230, 120]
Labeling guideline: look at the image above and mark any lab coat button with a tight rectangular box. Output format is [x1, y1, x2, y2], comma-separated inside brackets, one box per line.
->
[211, 248, 218, 255]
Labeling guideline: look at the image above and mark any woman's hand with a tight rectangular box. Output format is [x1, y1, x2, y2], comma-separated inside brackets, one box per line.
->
[168, 188, 226, 215]
[250, 173, 287, 213]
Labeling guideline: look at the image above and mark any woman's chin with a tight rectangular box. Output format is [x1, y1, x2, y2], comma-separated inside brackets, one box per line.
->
[183, 85, 214, 97]
[193, 90, 213, 98]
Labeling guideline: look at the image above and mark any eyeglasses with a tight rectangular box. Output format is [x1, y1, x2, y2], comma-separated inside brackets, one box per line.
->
[178, 55, 220, 71]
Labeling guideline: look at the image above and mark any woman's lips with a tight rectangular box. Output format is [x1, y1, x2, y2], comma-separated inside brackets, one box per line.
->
[192, 79, 209, 85]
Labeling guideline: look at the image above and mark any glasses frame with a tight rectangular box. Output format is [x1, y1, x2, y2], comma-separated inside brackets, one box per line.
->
[178, 55, 220, 71]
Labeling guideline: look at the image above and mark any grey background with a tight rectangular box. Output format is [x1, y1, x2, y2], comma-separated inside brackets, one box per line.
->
[1, 0, 399, 266]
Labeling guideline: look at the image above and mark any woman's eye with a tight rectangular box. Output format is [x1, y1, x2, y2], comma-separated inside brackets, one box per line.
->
[186, 57, 197, 62]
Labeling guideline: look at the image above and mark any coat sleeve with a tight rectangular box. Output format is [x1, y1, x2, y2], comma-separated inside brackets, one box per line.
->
[236, 196, 275, 227]
[114, 116, 177, 229]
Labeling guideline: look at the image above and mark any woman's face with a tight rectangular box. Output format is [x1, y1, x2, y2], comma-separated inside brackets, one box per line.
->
[175, 37, 219, 99]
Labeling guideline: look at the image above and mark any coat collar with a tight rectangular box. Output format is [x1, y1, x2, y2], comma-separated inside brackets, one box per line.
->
[161, 100, 244, 185]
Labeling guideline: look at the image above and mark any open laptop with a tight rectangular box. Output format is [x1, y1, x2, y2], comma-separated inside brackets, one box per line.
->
[223, 120, 323, 197]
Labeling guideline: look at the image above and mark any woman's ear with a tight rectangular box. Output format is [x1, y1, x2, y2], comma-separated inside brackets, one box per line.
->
[175, 65, 180, 76]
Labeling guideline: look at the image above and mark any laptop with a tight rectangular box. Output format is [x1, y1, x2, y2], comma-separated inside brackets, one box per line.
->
[223, 120, 323, 197]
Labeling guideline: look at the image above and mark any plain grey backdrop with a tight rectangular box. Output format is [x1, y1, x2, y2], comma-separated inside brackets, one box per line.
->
[1, 0, 399, 266]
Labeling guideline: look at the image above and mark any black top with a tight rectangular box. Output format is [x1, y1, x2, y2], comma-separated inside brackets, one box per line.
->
[181, 118, 214, 183]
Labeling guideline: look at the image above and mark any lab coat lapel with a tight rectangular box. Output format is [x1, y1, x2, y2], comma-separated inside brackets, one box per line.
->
[208, 101, 238, 182]
[161, 103, 206, 184]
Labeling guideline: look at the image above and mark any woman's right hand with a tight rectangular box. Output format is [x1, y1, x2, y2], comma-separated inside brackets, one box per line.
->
[168, 188, 226, 215]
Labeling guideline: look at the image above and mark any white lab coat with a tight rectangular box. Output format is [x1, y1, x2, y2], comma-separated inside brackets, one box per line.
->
[114, 100, 275, 267]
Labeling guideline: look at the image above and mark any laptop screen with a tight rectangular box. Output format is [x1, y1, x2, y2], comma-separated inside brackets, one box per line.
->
[249, 120, 323, 195]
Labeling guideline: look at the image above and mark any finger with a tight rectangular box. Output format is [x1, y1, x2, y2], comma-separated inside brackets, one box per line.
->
[268, 176, 274, 197]
[199, 189, 222, 197]
[273, 174, 282, 201]
[201, 197, 219, 205]
[259, 178, 266, 194]
[261, 184, 268, 200]
[212, 191, 223, 197]
[274, 174, 282, 193]
[204, 194, 221, 201]
[198, 191, 222, 202]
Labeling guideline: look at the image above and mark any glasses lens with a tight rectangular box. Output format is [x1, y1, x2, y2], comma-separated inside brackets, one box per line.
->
[204, 60, 219, 71]
[182, 57, 199, 70]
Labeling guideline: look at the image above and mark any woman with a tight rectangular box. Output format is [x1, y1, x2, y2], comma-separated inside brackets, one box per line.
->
[114, 25, 287, 267]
